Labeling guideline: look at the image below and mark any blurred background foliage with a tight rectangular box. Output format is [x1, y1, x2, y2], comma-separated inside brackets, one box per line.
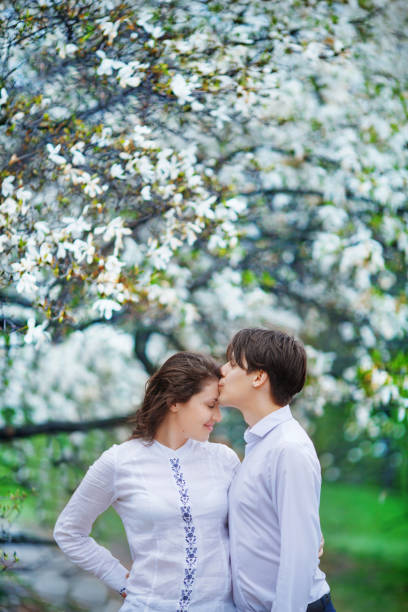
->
[1, 0, 407, 610]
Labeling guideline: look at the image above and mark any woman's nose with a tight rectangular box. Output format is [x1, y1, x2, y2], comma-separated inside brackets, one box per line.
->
[212, 405, 222, 423]
[220, 363, 228, 377]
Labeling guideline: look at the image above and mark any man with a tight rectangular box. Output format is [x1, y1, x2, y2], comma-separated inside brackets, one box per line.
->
[219, 328, 335, 612]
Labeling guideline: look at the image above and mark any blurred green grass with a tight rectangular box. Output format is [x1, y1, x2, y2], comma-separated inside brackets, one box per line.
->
[319, 482, 408, 612]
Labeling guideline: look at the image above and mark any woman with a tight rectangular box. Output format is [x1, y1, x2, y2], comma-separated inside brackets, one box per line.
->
[54, 352, 239, 611]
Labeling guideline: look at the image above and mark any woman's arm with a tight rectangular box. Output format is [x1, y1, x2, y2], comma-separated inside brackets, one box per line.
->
[53, 445, 129, 594]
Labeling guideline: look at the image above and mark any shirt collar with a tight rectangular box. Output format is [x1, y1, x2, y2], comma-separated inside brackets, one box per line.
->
[244, 405, 293, 445]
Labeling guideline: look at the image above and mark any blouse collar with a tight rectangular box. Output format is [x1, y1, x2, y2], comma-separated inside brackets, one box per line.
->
[152, 437, 194, 459]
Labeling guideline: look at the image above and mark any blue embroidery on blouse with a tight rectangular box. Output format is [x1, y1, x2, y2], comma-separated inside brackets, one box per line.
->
[169, 457, 197, 612]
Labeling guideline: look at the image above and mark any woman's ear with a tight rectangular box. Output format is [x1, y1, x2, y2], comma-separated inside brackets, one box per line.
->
[169, 403, 179, 413]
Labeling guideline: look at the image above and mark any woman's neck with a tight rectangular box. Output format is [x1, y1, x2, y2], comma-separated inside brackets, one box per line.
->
[154, 416, 188, 450]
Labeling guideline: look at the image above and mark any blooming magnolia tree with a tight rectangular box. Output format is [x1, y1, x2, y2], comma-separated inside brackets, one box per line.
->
[0, 0, 407, 543]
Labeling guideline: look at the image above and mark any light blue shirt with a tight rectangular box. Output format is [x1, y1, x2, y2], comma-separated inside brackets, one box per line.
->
[229, 406, 330, 612]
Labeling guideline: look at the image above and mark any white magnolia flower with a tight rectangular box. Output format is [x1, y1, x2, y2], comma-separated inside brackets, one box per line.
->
[149, 244, 174, 269]
[34, 221, 50, 239]
[0, 197, 17, 215]
[39, 242, 53, 264]
[15, 187, 32, 204]
[83, 176, 104, 197]
[63, 216, 91, 237]
[210, 105, 231, 129]
[70, 144, 86, 166]
[1, 176, 15, 197]
[105, 254, 124, 276]
[184, 221, 204, 246]
[12, 111, 24, 122]
[12, 256, 37, 274]
[317, 205, 348, 231]
[225, 197, 247, 214]
[16, 272, 37, 296]
[193, 196, 216, 219]
[93, 299, 122, 320]
[46, 143, 66, 165]
[132, 124, 154, 148]
[68, 236, 95, 264]
[0, 235, 8, 252]
[57, 42, 78, 59]
[95, 50, 122, 76]
[171, 74, 194, 104]
[191, 100, 205, 111]
[97, 56, 117, 76]
[371, 368, 389, 390]
[90, 126, 113, 146]
[25, 317, 50, 347]
[340, 239, 384, 275]
[141, 185, 151, 200]
[110, 163, 126, 179]
[99, 20, 120, 44]
[56, 241, 70, 259]
[95, 217, 131, 254]
[0, 88, 8, 105]
[312, 233, 342, 272]
[147, 284, 178, 306]
[141, 21, 164, 39]
[208, 232, 227, 251]
[117, 64, 142, 88]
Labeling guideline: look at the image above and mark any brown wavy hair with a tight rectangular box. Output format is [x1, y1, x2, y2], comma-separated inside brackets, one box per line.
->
[129, 352, 221, 443]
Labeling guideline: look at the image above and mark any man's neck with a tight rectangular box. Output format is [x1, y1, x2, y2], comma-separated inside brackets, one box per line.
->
[243, 401, 283, 428]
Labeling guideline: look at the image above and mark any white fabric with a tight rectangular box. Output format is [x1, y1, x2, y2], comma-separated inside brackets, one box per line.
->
[54, 437, 240, 611]
[229, 405, 330, 612]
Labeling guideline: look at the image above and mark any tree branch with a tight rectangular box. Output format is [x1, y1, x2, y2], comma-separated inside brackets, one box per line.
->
[0, 292, 33, 308]
[0, 413, 133, 441]
[0, 532, 55, 546]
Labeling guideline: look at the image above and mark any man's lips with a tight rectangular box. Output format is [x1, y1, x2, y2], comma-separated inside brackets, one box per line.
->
[204, 423, 214, 431]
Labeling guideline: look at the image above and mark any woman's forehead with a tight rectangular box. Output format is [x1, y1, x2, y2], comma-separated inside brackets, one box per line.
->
[199, 379, 219, 397]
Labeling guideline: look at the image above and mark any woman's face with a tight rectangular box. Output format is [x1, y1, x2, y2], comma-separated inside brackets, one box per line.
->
[172, 379, 221, 442]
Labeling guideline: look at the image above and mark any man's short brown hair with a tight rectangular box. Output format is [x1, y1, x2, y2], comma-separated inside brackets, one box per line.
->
[226, 328, 307, 406]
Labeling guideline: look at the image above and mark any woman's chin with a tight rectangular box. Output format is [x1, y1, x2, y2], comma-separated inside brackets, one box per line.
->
[190, 431, 211, 443]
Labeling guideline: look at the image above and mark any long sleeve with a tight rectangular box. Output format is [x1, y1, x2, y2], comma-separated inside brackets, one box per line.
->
[53, 445, 129, 593]
[272, 444, 322, 612]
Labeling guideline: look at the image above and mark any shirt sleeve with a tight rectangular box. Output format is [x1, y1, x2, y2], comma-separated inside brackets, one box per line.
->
[53, 445, 129, 594]
[271, 443, 322, 612]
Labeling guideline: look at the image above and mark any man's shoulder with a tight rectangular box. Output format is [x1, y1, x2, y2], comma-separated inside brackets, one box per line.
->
[281, 417, 312, 439]
[265, 419, 317, 455]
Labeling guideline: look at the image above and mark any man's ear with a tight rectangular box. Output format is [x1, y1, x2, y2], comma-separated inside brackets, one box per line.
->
[252, 370, 268, 388]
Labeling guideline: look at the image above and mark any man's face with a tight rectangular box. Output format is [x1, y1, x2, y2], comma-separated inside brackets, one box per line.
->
[219, 358, 253, 409]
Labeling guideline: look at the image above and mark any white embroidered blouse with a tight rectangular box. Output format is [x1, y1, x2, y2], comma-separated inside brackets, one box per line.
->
[54, 437, 240, 611]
